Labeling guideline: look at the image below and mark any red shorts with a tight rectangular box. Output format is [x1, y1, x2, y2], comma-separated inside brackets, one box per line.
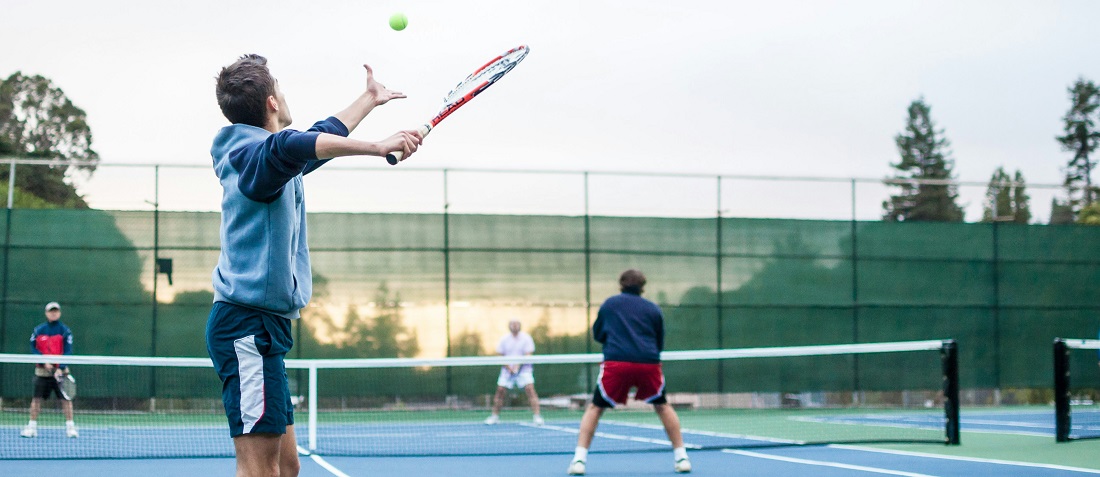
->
[595, 361, 666, 408]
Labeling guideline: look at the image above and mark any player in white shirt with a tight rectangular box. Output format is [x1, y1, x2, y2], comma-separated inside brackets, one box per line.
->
[484, 319, 544, 426]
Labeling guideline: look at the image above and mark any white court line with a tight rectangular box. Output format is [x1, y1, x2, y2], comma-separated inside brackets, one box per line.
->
[791, 415, 1053, 438]
[724, 449, 936, 476]
[298, 445, 352, 477]
[514, 422, 704, 448]
[829, 444, 1100, 474]
[601, 419, 804, 445]
[962, 418, 1052, 429]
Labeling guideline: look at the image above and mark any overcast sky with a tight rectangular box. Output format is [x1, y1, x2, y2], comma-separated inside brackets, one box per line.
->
[2, 0, 1098, 220]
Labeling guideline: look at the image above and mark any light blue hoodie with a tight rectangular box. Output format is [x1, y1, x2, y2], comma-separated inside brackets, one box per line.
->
[209, 117, 346, 318]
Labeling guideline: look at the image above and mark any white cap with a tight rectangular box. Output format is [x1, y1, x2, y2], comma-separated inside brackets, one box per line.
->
[45, 302, 61, 311]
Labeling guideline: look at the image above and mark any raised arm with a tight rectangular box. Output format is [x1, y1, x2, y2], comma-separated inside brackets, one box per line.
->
[332, 64, 407, 133]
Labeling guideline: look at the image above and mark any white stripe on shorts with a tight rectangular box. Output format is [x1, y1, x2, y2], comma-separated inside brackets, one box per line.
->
[234, 335, 265, 434]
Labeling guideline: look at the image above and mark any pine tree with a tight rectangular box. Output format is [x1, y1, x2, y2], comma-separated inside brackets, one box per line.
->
[1011, 170, 1031, 224]
[982, 167, 1031, 223]
[883, 98, 964, 222]
[1056, 78, 1100, 219]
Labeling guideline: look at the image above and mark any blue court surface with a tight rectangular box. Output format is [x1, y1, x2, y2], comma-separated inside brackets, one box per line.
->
[4, 445, 1100, 477]
[4, 409, 1100, 476]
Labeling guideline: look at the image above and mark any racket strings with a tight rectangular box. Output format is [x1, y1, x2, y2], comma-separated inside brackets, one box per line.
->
[442, 49, 528, 106]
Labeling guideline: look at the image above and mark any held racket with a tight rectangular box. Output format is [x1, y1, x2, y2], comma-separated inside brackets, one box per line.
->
[58, 374, 76, 400]
[387, 45, 530, 165]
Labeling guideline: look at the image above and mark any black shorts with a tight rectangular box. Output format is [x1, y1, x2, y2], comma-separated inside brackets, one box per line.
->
[32, 376, 66, 401]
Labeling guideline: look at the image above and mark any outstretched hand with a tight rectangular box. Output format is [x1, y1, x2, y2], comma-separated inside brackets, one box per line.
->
[364, 64, 407, 105]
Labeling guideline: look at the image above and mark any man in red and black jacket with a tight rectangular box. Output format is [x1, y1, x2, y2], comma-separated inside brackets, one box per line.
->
[20, 301, 77, 438]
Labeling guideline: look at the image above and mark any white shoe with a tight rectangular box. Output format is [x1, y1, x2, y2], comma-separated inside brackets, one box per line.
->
[66, 426, 79, 438]
[567, 460, 586, 475]
[674, 457, 692, 473]
[533, 415, 545, 426]
[20, 426, 36, 438]
[484, 414, 499, 425]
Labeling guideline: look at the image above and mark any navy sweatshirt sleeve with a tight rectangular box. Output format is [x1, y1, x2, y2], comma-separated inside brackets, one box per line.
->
[232, 117, 349, 202]
[302, 117, 349, 175]
[593, 310, 607, 344]
[655, 312, 664, 353]
[63, 324, 73, 355]
[61, 324, 72, 370]
[29, 324, 41, 354]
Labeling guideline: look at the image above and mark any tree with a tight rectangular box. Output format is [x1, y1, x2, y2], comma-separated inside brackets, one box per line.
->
[299, 281, 419, 358]
[0, 72, 98, 208]
[1050, 198, 1076, 224]
[1056, 78, 1100, 218]
[981, 167, 1031, 224]
[451, 329, 484, 357]
[1078, 202, 1100, 225]
[355, 283, 419, 357]
[883, 98, 964, 222]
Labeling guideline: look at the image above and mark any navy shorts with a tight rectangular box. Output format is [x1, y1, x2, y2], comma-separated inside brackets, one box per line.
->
[206, 301, 295, 437]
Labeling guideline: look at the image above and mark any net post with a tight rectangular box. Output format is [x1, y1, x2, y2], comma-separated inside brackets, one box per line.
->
[308, 364, 318, 451]
[941, 339, 960, 445]
[1054, 338, 1070, 442]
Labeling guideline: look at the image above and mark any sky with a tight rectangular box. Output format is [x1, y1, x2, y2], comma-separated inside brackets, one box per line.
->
[2, 0, 1099, 220]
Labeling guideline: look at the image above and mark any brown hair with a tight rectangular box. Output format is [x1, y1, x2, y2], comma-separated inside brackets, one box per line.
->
[619, 269, 646, 294]
[215, 54, 276, 127]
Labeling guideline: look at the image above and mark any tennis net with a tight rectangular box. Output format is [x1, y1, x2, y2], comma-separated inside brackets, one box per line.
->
[0, 339, 958, 459]
[1054, 338, 1100, 442]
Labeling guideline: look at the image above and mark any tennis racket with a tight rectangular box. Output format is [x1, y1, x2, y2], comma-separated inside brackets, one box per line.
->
[386, 45, 530, 165]
[58, 374, 76, 400]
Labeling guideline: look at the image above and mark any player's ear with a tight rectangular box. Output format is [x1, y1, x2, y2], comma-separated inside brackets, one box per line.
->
[267, 95, 279, 112]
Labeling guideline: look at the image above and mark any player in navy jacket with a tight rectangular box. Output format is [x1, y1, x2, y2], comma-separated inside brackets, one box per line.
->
[569, 270, 691, 475]
[21, 301, 77, 438]
[206, 54, 422, 477]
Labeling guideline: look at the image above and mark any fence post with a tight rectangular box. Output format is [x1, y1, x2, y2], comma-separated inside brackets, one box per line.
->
[715, 176, 724, 392]
[443, 170, 452, 396]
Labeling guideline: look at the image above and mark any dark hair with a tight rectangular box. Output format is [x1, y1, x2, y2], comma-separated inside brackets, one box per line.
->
[619, 269, 646, 294]
[215, 54, 276, 127]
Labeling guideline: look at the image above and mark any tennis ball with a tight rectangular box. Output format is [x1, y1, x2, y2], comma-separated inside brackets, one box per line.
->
[389, 13, 408, 31]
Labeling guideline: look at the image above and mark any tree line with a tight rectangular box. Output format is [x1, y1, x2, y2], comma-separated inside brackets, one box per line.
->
[2, 70, 1099, 222]
[885, 78, 1100, 225]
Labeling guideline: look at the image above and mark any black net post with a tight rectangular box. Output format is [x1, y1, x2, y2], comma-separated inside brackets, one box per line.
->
[1054, 338, 1071, 442]
[941, 339, 960, 445]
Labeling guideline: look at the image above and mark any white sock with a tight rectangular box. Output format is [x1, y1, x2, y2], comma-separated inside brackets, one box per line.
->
[27, 420, 36, 427]
[673, 447, 688, 460]
[573, 446, 588, 462]
[66, 420, 75, 428]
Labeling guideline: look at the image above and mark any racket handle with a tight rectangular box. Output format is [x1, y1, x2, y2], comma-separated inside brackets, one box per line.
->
[386, 124, 433, 165]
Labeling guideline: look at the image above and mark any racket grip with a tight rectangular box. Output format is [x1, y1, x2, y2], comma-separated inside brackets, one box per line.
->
[386, 124, 433, 165]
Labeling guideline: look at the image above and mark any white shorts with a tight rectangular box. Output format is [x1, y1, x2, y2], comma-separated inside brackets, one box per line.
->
[496, 368, 535, 389]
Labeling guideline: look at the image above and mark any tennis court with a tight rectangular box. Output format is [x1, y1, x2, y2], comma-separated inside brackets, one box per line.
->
[4, 411, 1100, 476]
[3, 341, 1100, 476]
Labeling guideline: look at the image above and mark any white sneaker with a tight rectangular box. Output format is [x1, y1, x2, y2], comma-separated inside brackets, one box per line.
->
[20, 426, 36, 438]
[674, 457, 692, 473]
[567, 460, 586, 475]
[66, 426, 79, 438]
[484, 414, 500, 425]
[533, 415, 545, 426]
